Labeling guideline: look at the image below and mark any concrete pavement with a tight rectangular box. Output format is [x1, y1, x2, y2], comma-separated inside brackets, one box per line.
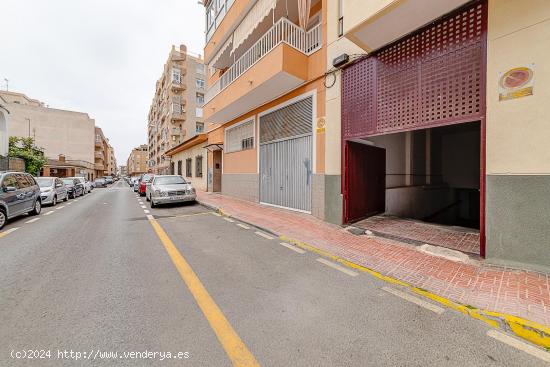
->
[0, 180, 547, 366]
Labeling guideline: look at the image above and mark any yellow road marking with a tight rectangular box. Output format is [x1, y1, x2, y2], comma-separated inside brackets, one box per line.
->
[0, 227, 19, 238]
[147, 216, 260, 367]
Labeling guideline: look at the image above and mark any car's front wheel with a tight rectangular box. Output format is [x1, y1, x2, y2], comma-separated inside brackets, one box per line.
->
[150, 200, 156, 208]
[0, 208, 6, 230]
[29, 199, 41, 216]
[52, 195, 57, 206]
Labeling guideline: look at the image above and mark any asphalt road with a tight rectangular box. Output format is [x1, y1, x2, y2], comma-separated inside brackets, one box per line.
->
[0, 180, 547, 366]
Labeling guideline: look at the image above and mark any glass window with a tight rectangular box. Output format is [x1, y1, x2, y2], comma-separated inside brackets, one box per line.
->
[172, 68, 181, 83]
[196, 93, 204, 106]
[36, 177, 54, 188]
[195, 155, 203, 177]
[196, 78, 205, 89]
[2, 174, 18, 189]
[225, 119, 254, 153]
[154, 176, 187, 185]
[15, 174, 30, 188]
[196, 64, 205, 74]
[195, 108, 203, 118]
[196, 122, 204, 133]
[186, 158, 192, 178]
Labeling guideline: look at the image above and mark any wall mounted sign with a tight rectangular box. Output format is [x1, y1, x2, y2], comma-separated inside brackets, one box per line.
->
[316, 117, 326, 133]
[499, 65, 534, 101]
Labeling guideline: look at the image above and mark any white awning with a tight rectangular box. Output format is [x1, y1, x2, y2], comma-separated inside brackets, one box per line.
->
[231, 0, 277, 55]
[210, 33, 233, 69]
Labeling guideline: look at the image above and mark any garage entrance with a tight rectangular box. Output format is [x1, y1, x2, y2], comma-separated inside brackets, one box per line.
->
[341, 1, 487, 255]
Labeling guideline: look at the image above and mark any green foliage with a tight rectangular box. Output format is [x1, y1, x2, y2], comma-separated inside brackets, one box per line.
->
[8, 136, 47, 175]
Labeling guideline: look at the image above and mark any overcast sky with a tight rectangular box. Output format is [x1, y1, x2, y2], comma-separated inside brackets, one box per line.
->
[1, 0, 205, 165]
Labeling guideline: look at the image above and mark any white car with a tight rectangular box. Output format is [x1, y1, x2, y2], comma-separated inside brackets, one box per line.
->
[35, 177, 68, 206]
[149, 175, 196, 208]
[71, 177, 92, 194]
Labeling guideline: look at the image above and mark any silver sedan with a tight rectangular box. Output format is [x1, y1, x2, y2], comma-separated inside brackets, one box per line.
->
[149, 175, 196, 208]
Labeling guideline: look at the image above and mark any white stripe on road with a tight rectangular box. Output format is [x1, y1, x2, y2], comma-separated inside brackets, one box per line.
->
[141, 205, 146, 208]
[382, 287, 445, 314]
[316, 258, 359, 277]
[67, 202, 72, 205]
[25, 218, 40, 224]
[487, 329, 550, 362]
[146, 214, 154, 220]
[254, 231, 274, 240]
[56, 206, 65, 210]
[280, 242, 306, 254]
[74, 199, 79, 202]
[237, 223, 250, 229]
[144, 210, 150, 214]
[223, 217, 235, 223]
[44, 211, 54, 216]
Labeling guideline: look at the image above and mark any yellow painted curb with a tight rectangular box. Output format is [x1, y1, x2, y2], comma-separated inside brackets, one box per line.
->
[279, 235, 550, 350]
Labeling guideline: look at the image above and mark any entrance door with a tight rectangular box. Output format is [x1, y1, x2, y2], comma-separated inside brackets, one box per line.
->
[344, 141, 386, 223]
[260, 135, 312, 212]
[212, 150, 222, 192]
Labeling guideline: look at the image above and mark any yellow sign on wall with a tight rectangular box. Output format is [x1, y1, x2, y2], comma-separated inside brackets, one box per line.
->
[498, 65, 534, 101]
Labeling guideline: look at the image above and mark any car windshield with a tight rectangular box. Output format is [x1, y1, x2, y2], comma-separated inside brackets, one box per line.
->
[154, 176, 187, 185]
[35, 177, 54, 187]
[62, 179, 74, 185]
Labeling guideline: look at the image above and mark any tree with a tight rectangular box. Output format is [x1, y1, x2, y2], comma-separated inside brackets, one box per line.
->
[8, 136, 47, 176]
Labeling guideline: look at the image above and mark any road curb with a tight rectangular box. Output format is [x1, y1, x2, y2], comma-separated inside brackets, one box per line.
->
[197, 199, 550, 350]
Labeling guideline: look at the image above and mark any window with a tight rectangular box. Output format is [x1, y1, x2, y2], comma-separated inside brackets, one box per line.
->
[196, 93, 204, 106]
[2, 174, 18, 189]
[172, 68, 181, 83]
[338, 0, 344, 37]
[195, 108, 203, 118]
[196, 122, 204, 133]
[177, 160, 182, 175]
[196, 64, 205, 74]
[195, 155, 203, 177]
[196, 78, 205, 89]
[225, 119, 254, 153]
[15, 174, 30, 188]
[185, 158, 192, 177]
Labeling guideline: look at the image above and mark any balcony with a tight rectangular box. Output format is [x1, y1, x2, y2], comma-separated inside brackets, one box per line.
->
[94, 164, 105, 171]
[171, 103, 186, 121]
[171, 77, 187, 91]
[95, 140, 102, 148]
[94, 151, 104, 159]
[343, 0, 470, 51]
[204, 18, 321, 123]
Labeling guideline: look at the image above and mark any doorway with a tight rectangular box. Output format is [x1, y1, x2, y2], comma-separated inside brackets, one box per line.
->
[212, 150, 222, 192]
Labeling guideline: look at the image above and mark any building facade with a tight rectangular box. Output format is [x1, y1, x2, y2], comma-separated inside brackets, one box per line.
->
[0, 90, 98, 179]
[203, 0, 326, 214]
[323, 0, 549, 271]
[127, 144, 149, 176]
[165, 134, 208, 191]
[94, 127, 111, 179]
[148, 45, 206, 175]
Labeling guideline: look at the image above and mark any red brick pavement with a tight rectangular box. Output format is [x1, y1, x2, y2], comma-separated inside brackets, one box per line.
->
[354, 215, 481, 255]
[196, 191, 550, 327]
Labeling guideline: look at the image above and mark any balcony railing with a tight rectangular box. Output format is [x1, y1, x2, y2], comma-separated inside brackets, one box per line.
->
[205, 18, 322, 104]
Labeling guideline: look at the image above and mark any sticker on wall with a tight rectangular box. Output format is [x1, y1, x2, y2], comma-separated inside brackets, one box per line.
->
[316, 117, 326, 133]
[498, 65, 534, 101]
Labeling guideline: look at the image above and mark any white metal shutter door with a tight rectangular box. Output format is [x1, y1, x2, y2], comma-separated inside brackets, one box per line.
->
[259, 97, 313, 212]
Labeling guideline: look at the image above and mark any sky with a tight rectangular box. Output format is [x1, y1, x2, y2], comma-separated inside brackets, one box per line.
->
[1, 0, 205, 165]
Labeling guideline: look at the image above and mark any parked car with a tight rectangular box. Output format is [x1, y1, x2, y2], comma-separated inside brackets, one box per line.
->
[0, 171, 42, 229]
[149, 175, 196, 208]
[62, 178, 84, 198]
[35, 177, 68, 206]
[94, 178, 107, 188]
[132, 177, 140, 192]
[71, 177, 92, 194]
[139, 173, 154, 197]
[105, 176, 114, 184]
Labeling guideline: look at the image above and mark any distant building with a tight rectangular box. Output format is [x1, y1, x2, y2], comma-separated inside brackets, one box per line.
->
[0, 103, 8, 156]
[119, 165, 128, 176]
[148, 44, 205, 174]
[127, 144, 148, 176]
[0, 90, 105, 179]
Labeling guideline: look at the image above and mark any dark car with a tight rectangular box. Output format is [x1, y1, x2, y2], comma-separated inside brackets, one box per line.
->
[105, 176, 114, 184]
[0, 171, 42, 229]
[62, 178, 84, 199]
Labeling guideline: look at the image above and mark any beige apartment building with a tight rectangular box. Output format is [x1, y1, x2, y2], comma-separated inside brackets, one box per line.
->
[127, 144, 148, 176]
[148, 44, 206, 174]
[0, 90, 98, 179]
[106, 143, 117, 176]
[94, 127, 110, 178]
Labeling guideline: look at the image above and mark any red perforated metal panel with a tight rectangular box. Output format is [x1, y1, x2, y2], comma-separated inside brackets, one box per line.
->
[342, 1, 487, 138]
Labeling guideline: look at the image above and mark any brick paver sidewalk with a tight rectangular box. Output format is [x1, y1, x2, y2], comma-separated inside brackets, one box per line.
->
[197, 191, 550, 327]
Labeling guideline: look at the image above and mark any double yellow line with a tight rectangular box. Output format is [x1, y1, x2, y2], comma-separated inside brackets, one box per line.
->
[148, 216, 260, 367]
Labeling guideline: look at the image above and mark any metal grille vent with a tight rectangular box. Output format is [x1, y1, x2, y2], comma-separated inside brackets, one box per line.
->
[260, 97, 313, 144]
[342, 1, 486, 138]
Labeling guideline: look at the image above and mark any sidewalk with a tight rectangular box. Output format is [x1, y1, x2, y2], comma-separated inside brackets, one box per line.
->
[196, 191, 550, 331]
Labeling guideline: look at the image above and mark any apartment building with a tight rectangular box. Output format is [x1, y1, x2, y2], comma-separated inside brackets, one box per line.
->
[203, 0, 325, 213]
[119, 165, 128, 177]
[0, 90, 97, 179]
[106, 143, 117, 176]
[94, 127, 111, 178]
[322, 0, 549, 271]
[148, 45, 206, 175]
[127, 144, 149, 176]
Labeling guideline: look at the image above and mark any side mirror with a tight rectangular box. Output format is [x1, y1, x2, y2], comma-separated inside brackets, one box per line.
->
[4, 186, 16, 192]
